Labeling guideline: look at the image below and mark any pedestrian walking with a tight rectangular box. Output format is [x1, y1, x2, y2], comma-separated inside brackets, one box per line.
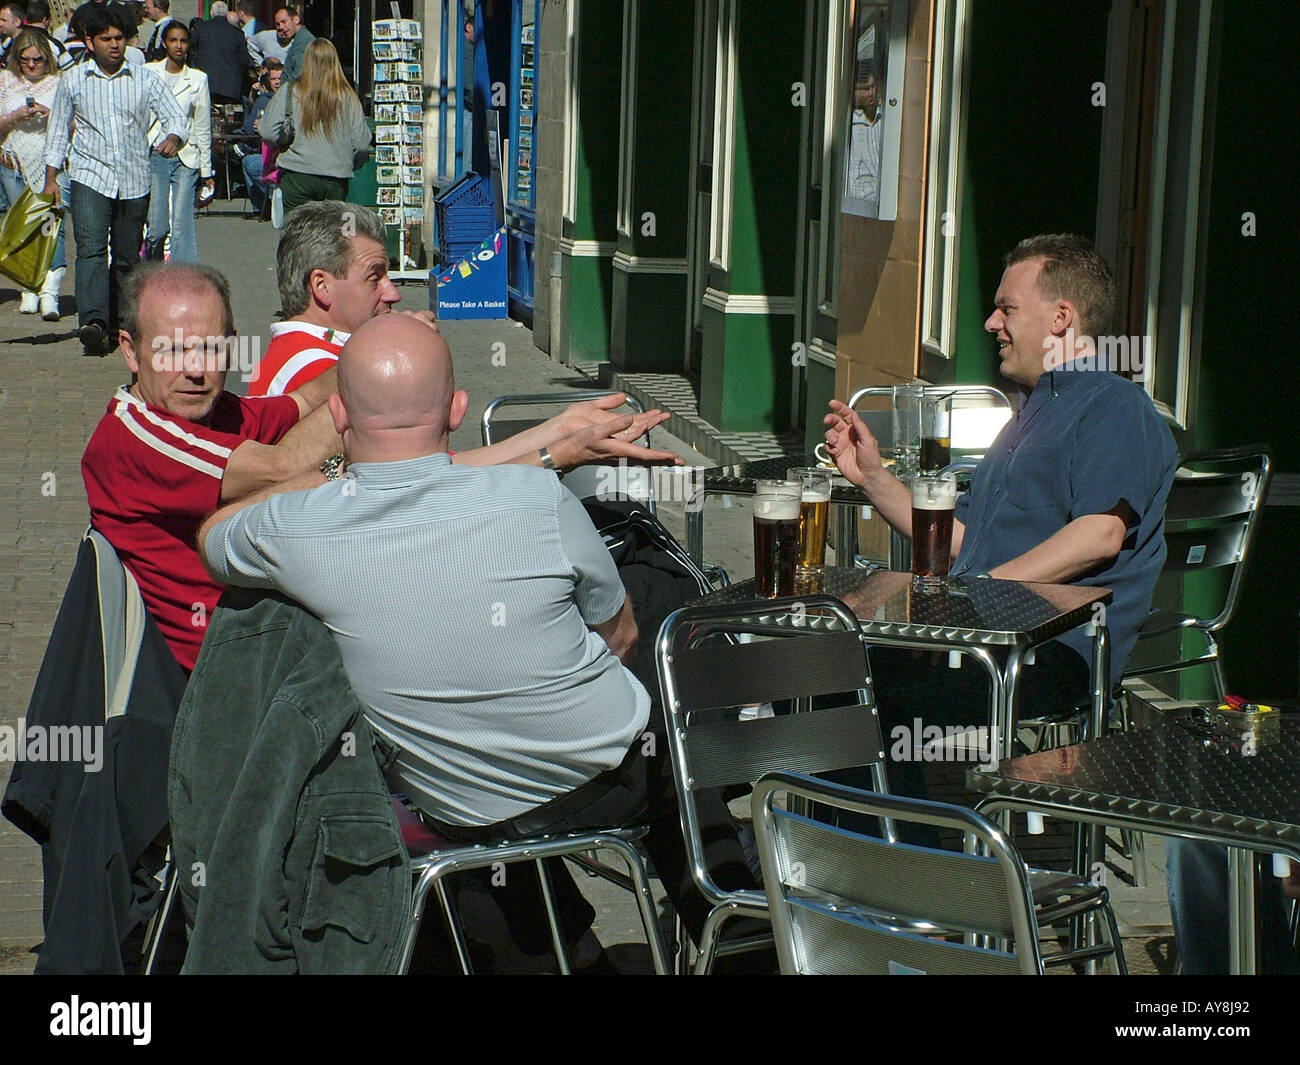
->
[41, 3, 186, 356]
[144, 20, 213, 263]
[0, 26, 69, 319]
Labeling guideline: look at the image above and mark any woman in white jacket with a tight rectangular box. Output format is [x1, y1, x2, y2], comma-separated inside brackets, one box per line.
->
[144, 21, 213, 263]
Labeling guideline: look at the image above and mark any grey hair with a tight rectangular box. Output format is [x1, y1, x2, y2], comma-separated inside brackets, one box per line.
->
[210, 1, 229, 17]
[121, 263, 237, 346]
[276, 201, 387, 317]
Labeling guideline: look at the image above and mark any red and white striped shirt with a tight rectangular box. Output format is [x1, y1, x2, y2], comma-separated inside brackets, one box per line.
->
[81, 386, 300, 671]
[246, 321, 348, 398]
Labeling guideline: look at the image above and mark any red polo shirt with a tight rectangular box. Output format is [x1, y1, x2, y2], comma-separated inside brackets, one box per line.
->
[81, 386, 301, 671]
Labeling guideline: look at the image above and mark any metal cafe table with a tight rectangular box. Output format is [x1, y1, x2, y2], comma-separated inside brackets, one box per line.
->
[966, 714, 1300, 974]
[695, 567, 1113, 762]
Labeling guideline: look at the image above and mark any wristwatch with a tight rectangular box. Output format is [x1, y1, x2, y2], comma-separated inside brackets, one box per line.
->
[537, 447, 561, 474]
[320, 453, 346, 481]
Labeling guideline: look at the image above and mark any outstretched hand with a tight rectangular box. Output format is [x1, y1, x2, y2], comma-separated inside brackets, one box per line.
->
[823, 399, 884, 488]
[547, 412, 683, 471]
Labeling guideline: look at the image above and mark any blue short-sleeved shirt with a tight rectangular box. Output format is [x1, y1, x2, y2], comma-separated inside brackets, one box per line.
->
[952, 364, 1178, 683]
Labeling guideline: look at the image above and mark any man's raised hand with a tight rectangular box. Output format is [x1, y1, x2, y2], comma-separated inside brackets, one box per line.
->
[823, 399, 884, 489]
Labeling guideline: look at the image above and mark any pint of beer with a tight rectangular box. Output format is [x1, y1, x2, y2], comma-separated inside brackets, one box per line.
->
[789, 467, 832, 576]
[753, 479, 802, 597]
[911, 475, 957, 592]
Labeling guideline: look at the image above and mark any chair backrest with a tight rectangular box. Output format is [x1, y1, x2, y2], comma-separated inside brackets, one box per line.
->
[847, 384, 1012, 457]
[656, 596, 888, 905]
[752, 771, 1043, 975]
[1158, 444, 1271, 632]
[480, 391, 655, 509]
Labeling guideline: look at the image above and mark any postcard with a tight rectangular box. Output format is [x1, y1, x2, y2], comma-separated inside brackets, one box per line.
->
[380, 206, 402, 225]
[519, 110, 533, 130]
[377, 186, 400, 206]
[404, 185, 423, 206]
[404, 206, 425, 225]
[376, 125, 401, 143]
[375, 103, 399, 123]
[520, 87, 533, 110]
[403, 145, 423, 166]
[372, 19, 397, 40]
[401, 103, 423, 123]
[405, 83, 423, 102]
[375, 144, 399, 164]
[372, 41, 394, 60]
[398, 19, 421, 41]
[517, 149, 531, 173]
[373, 62, 392, 82]
[403, 123, 423, 144]
[376, 165, 401, 184]
[518, 130, 532, 148]
[403, 165, 423, 186]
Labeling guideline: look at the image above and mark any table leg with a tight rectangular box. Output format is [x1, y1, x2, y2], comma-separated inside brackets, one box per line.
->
[686, 497, 705, 566]
[1227, 848, 1257, 975]
[834, 504, 858, 567]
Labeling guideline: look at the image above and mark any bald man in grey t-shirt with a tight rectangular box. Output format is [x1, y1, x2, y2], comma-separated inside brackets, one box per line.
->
[200, 314, 754, 946]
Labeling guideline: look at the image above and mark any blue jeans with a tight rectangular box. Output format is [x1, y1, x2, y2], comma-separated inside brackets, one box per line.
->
[1167, 838, 1300, 974]
[147, 153, 199, 263]
[241, 151, 266, 212]
[0, 164, 71, 271]
[68, 181, 149, 331]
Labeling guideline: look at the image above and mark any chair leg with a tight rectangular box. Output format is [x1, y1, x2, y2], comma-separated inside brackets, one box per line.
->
[142, 869, 179, 975]
[1209, 653, 1229, 702]
[534, 857, 572, 974]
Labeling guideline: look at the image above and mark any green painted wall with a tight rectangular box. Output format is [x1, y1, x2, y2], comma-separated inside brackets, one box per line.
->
[699, 0, 803, 430]
[560, 1, 624, 362]
[611, 0, 693, 371]
[951, 0, 1109, 385]
[701, 306, 796, 431]
[1178, 0, 1299, 701]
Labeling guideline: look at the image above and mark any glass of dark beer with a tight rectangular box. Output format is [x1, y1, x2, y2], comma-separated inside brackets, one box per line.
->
[753, 479, 802, 597]
[911, 475, 957, 592]
[920, 392, 953, 474]
[789, 467, 832, 577]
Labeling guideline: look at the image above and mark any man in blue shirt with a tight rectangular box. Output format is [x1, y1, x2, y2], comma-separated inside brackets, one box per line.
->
[824, 234, 1178, 798]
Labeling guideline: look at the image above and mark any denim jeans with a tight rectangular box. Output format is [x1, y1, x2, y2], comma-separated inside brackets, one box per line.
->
[241, 151, 266, 212]
[0, 165, 71, 271]
[1167, 837, 1300, 974]
[147, 154, 199, 263]
[68, 181, 149, 330]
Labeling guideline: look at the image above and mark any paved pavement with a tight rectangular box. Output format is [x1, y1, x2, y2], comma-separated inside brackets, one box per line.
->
[0, 203, 1174, 975]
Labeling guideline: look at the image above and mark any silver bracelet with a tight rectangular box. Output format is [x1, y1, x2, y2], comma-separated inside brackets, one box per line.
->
[537, 447, 561, 475]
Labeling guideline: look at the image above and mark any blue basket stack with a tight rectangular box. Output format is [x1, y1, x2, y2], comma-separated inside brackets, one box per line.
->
[433, 173, 497, 266]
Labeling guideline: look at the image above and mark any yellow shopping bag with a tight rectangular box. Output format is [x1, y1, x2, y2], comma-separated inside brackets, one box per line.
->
[0, 188, 60, 291]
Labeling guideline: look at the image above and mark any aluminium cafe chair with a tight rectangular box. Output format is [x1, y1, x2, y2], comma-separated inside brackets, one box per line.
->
[1122, 444, 1272, 701]
[752, 771, 1128, 975]
[392, 800, 671, 975]
[656, 595, 892, 974]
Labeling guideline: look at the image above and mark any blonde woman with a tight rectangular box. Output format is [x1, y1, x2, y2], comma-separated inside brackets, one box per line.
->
[259, 38, 369, 217]
[0, 28, 69, 319]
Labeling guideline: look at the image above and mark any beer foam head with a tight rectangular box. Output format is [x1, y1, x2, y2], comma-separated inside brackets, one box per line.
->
[911, 477, 957, 509]
[755, 498, 800, 520]
[801, 487, 831, 503]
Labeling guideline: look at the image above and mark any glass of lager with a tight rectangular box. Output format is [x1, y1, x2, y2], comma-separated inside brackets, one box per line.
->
[789, 467, 832, 577]
[911, 475, 957, 592]
[753, 479, 802, 597]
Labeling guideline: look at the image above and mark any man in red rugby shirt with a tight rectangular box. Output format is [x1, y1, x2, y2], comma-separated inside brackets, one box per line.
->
[83, 262, 678, 671]
[246, 201, 397, 397]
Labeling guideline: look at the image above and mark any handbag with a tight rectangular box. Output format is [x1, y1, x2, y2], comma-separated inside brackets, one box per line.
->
[276, 86, 295, 149]
[0, 187, 60, 291]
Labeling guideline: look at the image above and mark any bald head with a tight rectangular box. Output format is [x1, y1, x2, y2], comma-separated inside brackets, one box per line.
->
[331, 315, 467, 461]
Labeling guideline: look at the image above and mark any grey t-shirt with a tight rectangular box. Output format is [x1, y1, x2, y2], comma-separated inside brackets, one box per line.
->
[205, 453, 651, 826]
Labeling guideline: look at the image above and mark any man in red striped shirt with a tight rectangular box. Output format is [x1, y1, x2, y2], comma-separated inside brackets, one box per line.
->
[246, 201, 397, 397]
[82, 261, 340, 670]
